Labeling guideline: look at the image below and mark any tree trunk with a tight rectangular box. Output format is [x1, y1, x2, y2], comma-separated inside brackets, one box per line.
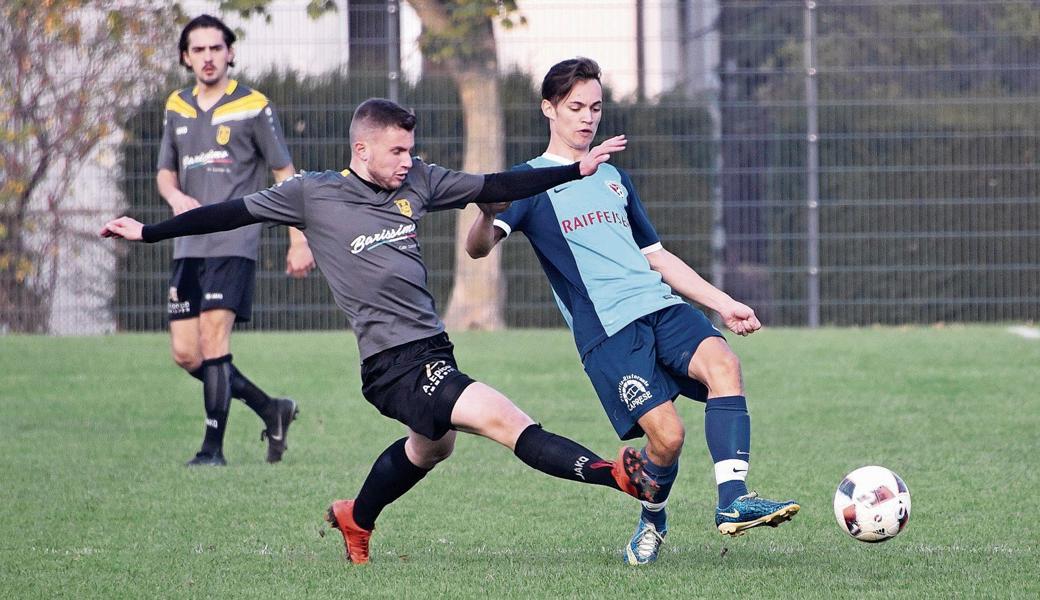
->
[441, 71, 506, 330]
[408, 0, 506, 331]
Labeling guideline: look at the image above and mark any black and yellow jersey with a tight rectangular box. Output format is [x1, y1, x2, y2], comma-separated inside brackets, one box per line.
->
[157, 79, 292, 260]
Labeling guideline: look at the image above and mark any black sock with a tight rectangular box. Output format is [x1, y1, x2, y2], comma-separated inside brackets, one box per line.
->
[189, 360, 274, 420]
[352, 438, 431, 530]
[199, 355, 232, 456]
[513, 424, 618, 490]
[228, 364, 275, 419]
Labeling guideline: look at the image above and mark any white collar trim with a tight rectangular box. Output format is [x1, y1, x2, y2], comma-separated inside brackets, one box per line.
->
[540, 152, 578, 165]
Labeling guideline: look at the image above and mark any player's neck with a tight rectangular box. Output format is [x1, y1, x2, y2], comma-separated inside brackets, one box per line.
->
[349, 158, 370, 182]
[348, 159, 388, 192]
[195, 77, 229, 110]
[544, 140, 589, 163]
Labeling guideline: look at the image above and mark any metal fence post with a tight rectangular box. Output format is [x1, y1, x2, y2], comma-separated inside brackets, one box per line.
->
[387, 0, 400, 103]
[804, 0, 820, 327]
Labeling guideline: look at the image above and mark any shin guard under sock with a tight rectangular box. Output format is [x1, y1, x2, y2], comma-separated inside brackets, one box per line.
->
[705, 395, 751, 508]
[199, 354, 233, 455]
[639, 449, 677, 530]
[352, 438, 432, 530]
[190, 360, 274, 419]
[513, 424, 618, 489]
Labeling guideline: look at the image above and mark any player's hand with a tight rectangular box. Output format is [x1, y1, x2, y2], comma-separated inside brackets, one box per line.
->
[479, 201, 511, 216]
[99, 216, 145, 241]
[285, 242, 315, 279]
[718, 300, 762, 337]
[579, 134, 627, 176]
[170, 194, 201, 215]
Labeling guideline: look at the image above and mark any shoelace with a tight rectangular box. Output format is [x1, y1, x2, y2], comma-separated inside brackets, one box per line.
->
[633, 525, 663, 558]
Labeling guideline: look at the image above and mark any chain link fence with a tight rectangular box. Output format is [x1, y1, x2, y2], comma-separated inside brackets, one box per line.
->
[27, 0, 1040, 332]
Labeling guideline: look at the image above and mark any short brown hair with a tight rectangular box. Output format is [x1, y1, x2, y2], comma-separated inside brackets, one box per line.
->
[541, 57, 602, 105]
[349, 98, 417, 143]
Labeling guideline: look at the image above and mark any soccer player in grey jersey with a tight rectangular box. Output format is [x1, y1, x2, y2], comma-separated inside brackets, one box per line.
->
[159, 15, 314, 466]
[103, 98, 658, 564]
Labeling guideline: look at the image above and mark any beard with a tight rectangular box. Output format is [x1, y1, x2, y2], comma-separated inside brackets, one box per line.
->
[195, 66, 226, 86]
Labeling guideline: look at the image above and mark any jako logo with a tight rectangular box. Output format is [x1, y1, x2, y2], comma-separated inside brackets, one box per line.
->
[618, 374, 653, 411]
[572, 455, 589, 481]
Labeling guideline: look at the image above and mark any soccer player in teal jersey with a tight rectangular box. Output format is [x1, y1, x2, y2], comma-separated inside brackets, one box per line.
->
[158, 15, 314, 465]
[467, 58, 800, 564]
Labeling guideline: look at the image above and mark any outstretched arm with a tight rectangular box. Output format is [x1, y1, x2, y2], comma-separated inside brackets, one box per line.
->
[466, 135, 627, 257]
[100, 198, 261, 242]
[646, 248, 762, 336]
[472, 135, 626, 204]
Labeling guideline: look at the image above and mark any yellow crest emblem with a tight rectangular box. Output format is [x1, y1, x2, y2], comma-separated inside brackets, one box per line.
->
[394, 199, 413, 217]
[216, 125, 231, 145]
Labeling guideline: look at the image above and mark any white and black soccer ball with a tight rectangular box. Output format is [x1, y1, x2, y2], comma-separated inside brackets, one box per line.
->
[833, 465, 911, 543]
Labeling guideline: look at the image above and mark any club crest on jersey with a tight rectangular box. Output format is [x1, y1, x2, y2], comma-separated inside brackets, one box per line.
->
[216, 125, 231, 145]
[394, 198, 413, 217]
[606, 180, 627, 199]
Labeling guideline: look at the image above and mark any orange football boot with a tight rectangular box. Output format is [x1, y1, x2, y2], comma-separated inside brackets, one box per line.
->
[611, 446, 660, 502]
[325, 499, 373, 564]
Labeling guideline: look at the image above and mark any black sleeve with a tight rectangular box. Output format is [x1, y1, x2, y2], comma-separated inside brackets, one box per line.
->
[474, 163, 581, 203]
[141, 199, 261, 243]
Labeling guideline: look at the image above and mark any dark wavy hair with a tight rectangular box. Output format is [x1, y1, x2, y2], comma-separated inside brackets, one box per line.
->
[178, 14, 236, 70]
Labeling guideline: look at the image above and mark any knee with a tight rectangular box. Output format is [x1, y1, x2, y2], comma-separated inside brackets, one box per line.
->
[407, 437, 455, 469]
[452, 385, 535, 446]
[171, 347, 201, 372]
[424, 442, 454, 466]
[198, 328, 229, 356]
[647, 420, 686, 463]
[694, 350, 743, 394]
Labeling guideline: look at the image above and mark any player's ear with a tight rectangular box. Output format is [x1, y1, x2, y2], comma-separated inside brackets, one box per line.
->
[354, 141, 368, 162]
[541, 99, 555, 121]
[227, 47, 235, 68]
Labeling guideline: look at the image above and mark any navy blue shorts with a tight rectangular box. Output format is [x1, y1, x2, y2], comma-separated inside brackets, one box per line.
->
[360, 332, 476, 441]
[167, 257, 256, 323]
[581, 303, 724, 440]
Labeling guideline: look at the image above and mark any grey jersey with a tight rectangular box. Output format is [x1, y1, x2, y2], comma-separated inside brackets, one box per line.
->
[243, 160, 485, 359]
[157, 80, 292, 259]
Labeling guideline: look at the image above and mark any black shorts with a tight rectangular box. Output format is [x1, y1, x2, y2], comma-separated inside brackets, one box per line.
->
[167, 257, 256, 323]
[360, 332, 476, 440]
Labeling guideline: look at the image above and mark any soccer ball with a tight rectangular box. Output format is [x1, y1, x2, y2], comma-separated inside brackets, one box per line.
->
[833, 465, 911, 543]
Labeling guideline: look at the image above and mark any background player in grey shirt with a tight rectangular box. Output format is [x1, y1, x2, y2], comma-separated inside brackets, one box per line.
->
[158, 15, 313, 466]
[103, 98, 657, 564]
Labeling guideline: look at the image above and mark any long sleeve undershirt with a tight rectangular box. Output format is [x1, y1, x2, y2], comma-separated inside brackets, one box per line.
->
[142, 199, 256, 243]
[141, 163, 584, 242]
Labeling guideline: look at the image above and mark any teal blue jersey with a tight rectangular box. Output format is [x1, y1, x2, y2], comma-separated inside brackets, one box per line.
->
[495, 154, 684, 355]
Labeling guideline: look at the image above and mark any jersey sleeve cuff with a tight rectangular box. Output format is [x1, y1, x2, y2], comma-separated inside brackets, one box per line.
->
[493, 218, 512, 238]
[640, 242, 663, 255]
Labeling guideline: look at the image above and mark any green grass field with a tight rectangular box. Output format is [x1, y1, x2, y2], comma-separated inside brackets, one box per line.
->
[2, 326, 1037, 598]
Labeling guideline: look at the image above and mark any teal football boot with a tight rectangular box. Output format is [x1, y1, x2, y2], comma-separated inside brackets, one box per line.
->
[715, 491, 800, 536]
